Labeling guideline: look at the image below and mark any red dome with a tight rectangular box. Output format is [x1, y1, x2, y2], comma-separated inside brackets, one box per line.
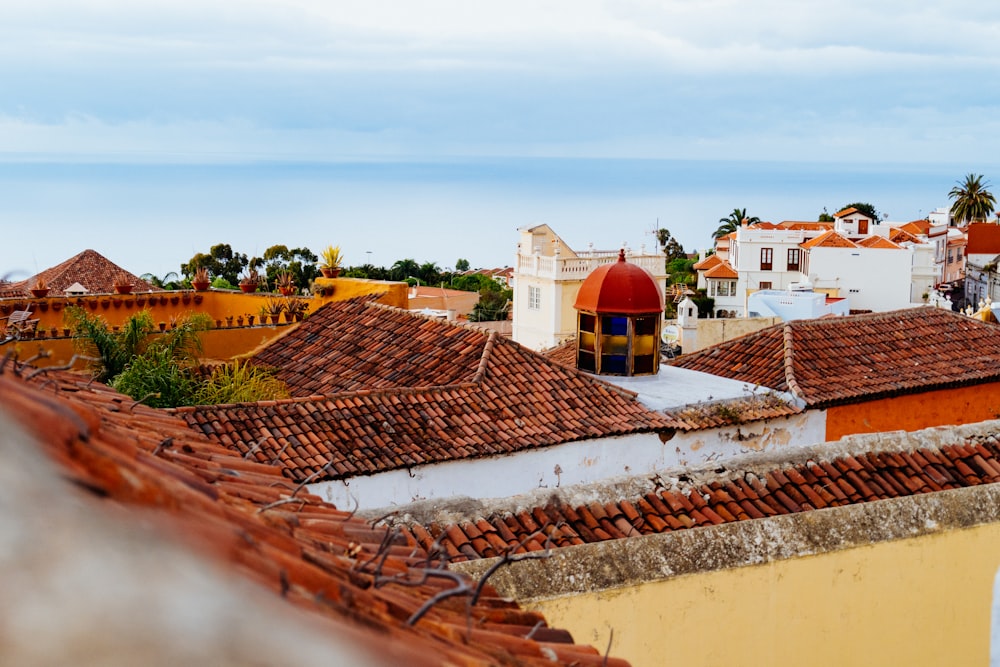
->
[574, 250, 663, 314]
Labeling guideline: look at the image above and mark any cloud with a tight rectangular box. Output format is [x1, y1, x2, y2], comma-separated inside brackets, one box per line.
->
[2, 0, 1000, 164]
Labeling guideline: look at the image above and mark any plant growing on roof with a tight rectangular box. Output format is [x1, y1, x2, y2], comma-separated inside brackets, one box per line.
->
[319, 245, 343, 278]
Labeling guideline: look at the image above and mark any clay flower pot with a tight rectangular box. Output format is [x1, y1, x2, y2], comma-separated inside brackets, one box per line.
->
[192, 280, 210, 291]
[30, 288, 49, 298]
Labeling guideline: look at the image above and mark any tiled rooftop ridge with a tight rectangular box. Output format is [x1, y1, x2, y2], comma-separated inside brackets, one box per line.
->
[6, 248, 160, 296]
[176, 298, 678, 484]
[1, 365, 627, 666]
[396, 424, 1000, 562]
[671, 307, 1000, 407]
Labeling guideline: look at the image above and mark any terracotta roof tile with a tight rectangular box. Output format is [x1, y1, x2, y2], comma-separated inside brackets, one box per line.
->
[7, 249, 160, 296]
[801, 230, 857, 249]
[703, 261, 739, 279]
[856, 236, 903, 250]
[671, 307, 1000, 408]
[178, 299, 677, 482]
[410, 432, 1000, 561]
[2, 366, 623, 666]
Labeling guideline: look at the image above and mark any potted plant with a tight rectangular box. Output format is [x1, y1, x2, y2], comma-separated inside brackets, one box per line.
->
[275, 270, 297, 296]
[191, 266, 211, 291]
[113, 274, 133, 294]
[30, 276, 50, 299]
[262, 297, 285, 324]
[239, 268, 261, 293]
[285, 297, 309, 322]
[319, 245, 343, 278]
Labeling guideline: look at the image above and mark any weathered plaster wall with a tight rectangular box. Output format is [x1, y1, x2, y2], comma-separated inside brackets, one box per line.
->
[319, 411, 826, 512]
[675, 316, 781, 353]
[826, 383, 1000, 441]
[452, 422, 1000, 667]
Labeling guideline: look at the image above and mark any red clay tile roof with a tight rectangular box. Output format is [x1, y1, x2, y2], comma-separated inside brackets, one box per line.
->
[855, 236, 902, 249]
[703, 261, 738, 279]
[889, 228, 921, 244]
[899, 220, 931, 236]
[178, 299, 679, 483]
[777, 221, 835, 231]
[3, 364, 625, 666]
[670, 307, 1000, 408]
[542, 339, 577, 368]
[692, 254, 722, 271]
[404, 433, 1000, 561]
[834, 207, 860, 218]
[6, 249, 160, 297]
[800, 230, 857, 249]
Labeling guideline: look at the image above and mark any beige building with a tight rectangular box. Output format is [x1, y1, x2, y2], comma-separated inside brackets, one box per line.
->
[512, 224, 668, 351]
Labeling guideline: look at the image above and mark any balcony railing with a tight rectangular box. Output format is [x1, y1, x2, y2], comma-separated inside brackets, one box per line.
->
[516, 252, 667, 279]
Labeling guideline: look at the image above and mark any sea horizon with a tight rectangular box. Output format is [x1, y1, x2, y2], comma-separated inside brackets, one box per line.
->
[2, 156, 994, 282]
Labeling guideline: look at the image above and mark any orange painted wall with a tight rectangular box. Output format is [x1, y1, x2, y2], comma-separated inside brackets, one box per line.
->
[825, 383, 1000, 441]
[5, 278, 408, 368]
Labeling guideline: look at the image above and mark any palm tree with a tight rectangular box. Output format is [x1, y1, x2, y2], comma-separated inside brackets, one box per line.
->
[713, 208, 760, 239]
[140, 271, 181, 290]
[949, 174, 997, 224]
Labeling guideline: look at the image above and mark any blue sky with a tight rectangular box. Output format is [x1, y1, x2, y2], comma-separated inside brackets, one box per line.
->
[4, 0, 1000, 164]
[2, 2, 1000, 278]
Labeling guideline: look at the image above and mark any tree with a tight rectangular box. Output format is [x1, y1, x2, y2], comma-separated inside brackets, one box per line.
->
[817, 207, 834, 222]
[468, 280, 512, 322]
[454, 258, 470, 272]
[140, 271, 182, 290]
[838, 202, 881, 222]
[418, 261, 441, 286]
[390, 258, 420, 282]
[254, 245, 320, 291]
[181, 244, 248, 286]
[653, 228, 687, 263]
[714, 208, 760, 239]
[949, 173, 997, 225]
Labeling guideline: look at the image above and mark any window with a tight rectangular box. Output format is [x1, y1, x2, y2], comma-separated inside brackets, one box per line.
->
[710, 280, 737, 297]
[760, 247, 773, 271]
[787, 248, 800, 271]
[528, 286, 541, 310]
[759, 281, 772, 290]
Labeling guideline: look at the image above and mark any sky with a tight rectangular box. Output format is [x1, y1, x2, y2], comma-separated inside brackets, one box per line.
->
[3, 1, 1000, 277]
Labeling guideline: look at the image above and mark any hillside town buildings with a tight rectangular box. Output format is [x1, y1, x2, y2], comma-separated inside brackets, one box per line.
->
[4, 202, 1000, 666]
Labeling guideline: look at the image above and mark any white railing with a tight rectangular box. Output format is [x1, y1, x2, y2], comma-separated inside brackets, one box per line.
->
[516, 252, 667, 280]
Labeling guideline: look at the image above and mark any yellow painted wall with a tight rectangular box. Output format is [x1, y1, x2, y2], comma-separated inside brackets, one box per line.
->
[6, 278, 406, 367]
[530, 523, 1000, 667]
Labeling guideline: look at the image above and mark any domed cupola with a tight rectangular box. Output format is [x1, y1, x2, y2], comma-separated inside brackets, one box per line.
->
[573, 249, 663, 376]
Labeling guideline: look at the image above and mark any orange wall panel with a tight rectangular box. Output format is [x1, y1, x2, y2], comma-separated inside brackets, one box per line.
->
[825, 384, 1000, 441]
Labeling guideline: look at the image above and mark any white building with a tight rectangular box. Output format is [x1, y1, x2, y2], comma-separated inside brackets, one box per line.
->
[511, 224, 668, 351]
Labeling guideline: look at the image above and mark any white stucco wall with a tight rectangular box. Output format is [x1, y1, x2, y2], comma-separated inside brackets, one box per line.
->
[309, 410, 828, 511]
[809, 246, 914, 311]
